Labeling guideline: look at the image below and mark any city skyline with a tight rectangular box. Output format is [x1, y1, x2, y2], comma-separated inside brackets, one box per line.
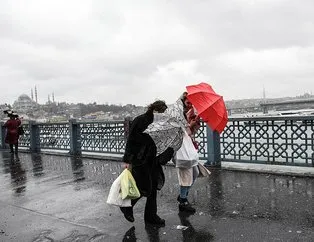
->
[2, 89, 314, 107]
[0, 0, 313, 106]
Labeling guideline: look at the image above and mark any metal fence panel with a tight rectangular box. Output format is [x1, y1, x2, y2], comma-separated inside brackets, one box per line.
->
[221, 116, 314, 166]
[19, 124, 31, 148]
[195, 121, 208, 160]
[80, 121, 126, 153]
[39, 123, 70, 150]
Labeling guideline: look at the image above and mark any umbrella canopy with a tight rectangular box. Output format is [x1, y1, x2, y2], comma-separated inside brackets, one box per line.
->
[186, 82, 228, 133]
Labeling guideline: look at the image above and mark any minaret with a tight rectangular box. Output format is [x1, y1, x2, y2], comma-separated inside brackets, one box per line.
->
[52, 92, 55, 103]
[35, 86, 38, 103]
[31, 89, 34, 100]
[48, 94, 51, 103]
[263, 86, 266, 103]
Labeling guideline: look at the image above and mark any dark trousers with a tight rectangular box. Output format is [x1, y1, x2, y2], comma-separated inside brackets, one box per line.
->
[9, 144, 18, 153]
[131, 182, 157, 219]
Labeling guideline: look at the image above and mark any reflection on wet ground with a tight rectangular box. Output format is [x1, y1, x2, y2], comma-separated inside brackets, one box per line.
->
[122, 226, 136, 241]
[177, 211, 214, 242]
[31, 153, 44, 177]
[0, 151, 313, 241]
[2, 153, 27, 195]
[70, 156, 85, 182]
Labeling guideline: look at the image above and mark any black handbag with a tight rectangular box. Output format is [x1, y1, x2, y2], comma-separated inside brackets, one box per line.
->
[18, 126, 25, 135]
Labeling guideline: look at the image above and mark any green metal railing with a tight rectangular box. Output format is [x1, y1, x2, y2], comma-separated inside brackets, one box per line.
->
[1, 115, 314, 167]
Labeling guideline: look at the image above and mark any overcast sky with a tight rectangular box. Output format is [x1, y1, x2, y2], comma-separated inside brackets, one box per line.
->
[0, 0, 313, 106]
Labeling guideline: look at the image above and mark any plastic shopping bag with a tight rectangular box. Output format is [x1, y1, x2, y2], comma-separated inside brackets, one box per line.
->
[176, 130, 199, 164]
[120, 169, 141, 200]
[197, 162, 211, 177]
[107, 172, 131, 207]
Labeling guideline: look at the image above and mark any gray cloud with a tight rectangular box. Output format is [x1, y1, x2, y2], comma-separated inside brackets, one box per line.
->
[0, 0, 313, 106]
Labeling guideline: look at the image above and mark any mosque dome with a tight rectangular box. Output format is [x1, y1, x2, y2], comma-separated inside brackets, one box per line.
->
[13, 94, 38, 113]
[17, 94, 32, 101]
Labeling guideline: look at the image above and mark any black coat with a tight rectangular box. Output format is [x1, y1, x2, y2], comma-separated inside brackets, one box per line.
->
[122, 111, 174, 196]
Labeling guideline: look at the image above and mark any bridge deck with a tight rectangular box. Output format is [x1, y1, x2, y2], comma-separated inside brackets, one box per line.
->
[0, 151, 313, 241]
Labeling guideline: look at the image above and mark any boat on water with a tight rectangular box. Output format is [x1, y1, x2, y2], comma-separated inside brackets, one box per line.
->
[276, 109, 314, 116]
[230, 109, 314, 126]
[230, 109, 314, 118]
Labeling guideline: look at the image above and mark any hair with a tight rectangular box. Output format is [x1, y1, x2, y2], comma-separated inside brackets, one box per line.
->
[180, 92, 191, 118]
[180, 92, 188, 102]
[147, 100, 167, 113]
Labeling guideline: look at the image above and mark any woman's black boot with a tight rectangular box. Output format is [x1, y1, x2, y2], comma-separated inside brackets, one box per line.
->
[178, 197, 196, 213]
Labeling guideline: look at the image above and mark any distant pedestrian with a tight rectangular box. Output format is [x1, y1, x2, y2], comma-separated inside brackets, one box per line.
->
[121, 100, 174, 226]
[4, 112, 21, 154]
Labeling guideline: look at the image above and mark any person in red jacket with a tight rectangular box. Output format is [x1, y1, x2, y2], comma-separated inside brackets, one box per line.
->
[4, 112, 21, 154]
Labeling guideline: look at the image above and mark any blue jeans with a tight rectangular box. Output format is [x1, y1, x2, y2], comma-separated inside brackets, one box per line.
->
[179, 166, 199, 199]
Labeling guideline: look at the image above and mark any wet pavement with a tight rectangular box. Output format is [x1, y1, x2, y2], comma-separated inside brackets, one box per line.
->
[0, 151, 313, 242]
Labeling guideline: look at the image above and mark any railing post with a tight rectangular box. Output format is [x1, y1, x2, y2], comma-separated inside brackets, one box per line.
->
[69, 119, 81, 155]
[0, 122, 7, 149]
[29, 120, 41, 153]
[204, 127, 221, 167]
[124, 117, 132, 139]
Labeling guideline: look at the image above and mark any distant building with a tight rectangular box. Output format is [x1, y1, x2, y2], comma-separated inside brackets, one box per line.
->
[0, 104, 11, 121]
[12, 94, 39, 114]
[82, 111, 114, 120]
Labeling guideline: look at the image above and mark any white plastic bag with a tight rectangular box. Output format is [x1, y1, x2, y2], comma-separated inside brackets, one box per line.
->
[197, 162, 211, 177]
[176, 130, 199, 168]
[106, 172, 131, 207]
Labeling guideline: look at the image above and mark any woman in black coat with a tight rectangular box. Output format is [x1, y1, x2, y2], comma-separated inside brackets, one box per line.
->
[121, 100, 174, 226]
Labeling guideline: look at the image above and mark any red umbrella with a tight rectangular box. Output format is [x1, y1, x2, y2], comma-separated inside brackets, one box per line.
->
[186, 82, 228, 133]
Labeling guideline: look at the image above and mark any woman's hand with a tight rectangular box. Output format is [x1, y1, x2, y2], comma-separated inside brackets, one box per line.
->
[190, 119, 197, 127]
